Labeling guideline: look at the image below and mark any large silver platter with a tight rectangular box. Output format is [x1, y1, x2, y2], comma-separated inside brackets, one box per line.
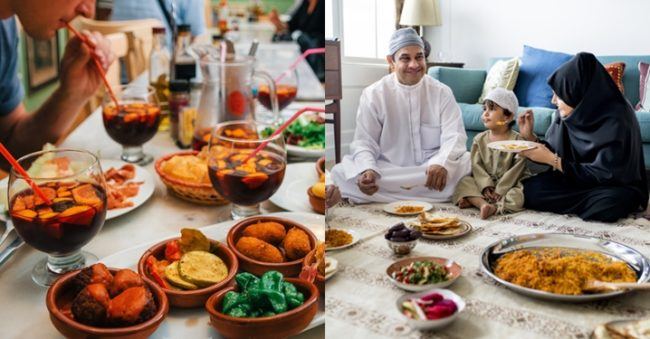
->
[480, 233, 650, 302]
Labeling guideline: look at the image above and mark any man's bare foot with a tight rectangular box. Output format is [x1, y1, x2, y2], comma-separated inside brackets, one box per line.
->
[480, 204, 497, 219]
[458, 198, 471, 209]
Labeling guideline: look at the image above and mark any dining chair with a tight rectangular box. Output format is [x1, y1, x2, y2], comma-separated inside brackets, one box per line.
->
[71, 17, 163, 82]
[325, 39, 342, 163]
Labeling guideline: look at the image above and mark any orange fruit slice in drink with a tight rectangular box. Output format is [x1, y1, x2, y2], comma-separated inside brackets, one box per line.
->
[34, 187, 57, 206]
[241, 172, 269, 189]
[58, 205, 96, 225]
[72, 184, 102, 206]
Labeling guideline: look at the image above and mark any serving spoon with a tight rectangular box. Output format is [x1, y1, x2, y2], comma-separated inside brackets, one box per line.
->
[582, 280, 650, 293]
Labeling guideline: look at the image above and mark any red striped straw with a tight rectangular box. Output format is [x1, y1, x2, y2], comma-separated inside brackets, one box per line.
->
[0, 143, 52, 205]
[274, 48, 326, 83]
[243, 106, 326, 162]
[63, 22, 121, 110]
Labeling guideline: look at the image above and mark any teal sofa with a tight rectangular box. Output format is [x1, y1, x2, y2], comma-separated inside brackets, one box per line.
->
[428, 55, 650, 167]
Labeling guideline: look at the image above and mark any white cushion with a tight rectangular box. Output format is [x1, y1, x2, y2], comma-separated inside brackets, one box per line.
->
[478, 58, 520, 104]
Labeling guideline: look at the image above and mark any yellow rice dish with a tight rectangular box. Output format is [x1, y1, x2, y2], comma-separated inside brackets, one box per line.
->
[494, 248, 637, 295]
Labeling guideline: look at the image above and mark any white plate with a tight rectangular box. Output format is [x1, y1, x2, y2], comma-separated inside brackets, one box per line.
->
[101, 159, 155, 220]
[383, 201, 433, 216]
[396, 289, 466, 331]
[270, 162, 319, 214]
[487, 140, 538, 153]
[287, 144, 325, 159]
[0, 159, 154, 222]
[100, 212, 325, 338]
[325, 229, 359, 251]
[324, 257, 338, 280]
[407, 219, 473, 240]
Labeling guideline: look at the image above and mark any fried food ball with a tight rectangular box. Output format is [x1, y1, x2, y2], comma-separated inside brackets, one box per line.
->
[71, 283, 111, 326]
[107, 286, 157, 326]
[235, 236, 284, 263]
[109, 269, 145, 297]
[70, 263, 114, 294]
[241, 222, 287, 245]
[283, 228, 312, 261]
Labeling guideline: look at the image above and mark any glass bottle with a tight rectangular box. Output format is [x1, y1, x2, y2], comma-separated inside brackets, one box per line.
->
[172, 24, 196, 81]
[149, 26, 170, 131]
[169, 79, 190, 144]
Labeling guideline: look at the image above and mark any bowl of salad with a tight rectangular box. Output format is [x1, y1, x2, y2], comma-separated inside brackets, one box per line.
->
[386, 257, 462, 292]
[262, 113, 325, 158]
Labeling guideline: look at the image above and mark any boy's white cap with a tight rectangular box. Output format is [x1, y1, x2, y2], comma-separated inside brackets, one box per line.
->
[484, 87, 519, 117]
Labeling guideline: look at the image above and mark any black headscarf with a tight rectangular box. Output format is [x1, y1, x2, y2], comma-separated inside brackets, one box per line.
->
[546, 52, 647, 209]
[546, 52, 648, 209]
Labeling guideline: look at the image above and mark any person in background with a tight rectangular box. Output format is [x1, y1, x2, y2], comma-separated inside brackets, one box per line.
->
[95, 0, 112, 20]
[0, 0, 114, 170]
[110, 0, 206, 49]
[330, 28, 470, 204]
[452, 88, 529, 219]
[269, 0, 324, 81]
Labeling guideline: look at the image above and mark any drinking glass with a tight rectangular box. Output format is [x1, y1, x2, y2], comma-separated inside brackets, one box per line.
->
[102, 85, 161, 165]
[8, 149, 107, 286]
[207, 121, 287, 219]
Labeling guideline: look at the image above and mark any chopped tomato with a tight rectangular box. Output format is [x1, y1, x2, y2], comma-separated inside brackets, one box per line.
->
[164, 240, 182, 261]
[146, 256, 169, 289]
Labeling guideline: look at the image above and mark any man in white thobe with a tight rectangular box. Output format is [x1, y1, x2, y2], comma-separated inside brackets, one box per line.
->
[331, 28, 471, 204]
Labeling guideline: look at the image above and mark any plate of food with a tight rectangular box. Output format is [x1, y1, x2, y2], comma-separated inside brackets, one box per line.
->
[396, 289, 465, 331]
[325, 228, 358, 251]
[325, 257, 338, 280]
[592, 318, 650, 339]
[270, 162, 321, 214]
[383, 201, 433, 216]
[96, 212, 324, 338]
[480, 233, 650, 302]
[262, 114, 325, 159]
[487, 140, 538, 153]
[0, 158, 154, 222]
[386, 257, 462, 292]
[408, 212, 472, 240]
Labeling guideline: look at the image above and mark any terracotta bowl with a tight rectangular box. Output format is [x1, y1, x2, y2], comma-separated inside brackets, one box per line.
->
[315, 156, 325, 178]
[46, 268, 169, 339]
[227, 216, 318, 277]
[302, 249, 325, 295]
[137, 239, 238, 308]
[205, 278, 319, 339]
[307, 187, 325, 215]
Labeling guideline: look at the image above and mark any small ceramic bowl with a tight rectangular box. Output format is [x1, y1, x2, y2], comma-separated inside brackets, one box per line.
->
[137, 238, 238, 308]
[46, 268, 169, 339]
[302, 248, 325, 295]
[307, 187, 325, 214]
[227, 216, 318, 277]
[396, 288, 465, 331]
[386, 256, 462, 292]
[205, 278, 319, 339]
[386, 238, 418, 255]
[315, 156, 325, 178]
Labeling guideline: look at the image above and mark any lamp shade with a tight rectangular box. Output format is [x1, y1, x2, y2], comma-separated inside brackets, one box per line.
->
[399, 0, 441, 27]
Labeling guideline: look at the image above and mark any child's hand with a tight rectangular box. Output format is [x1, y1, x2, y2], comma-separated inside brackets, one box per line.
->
[482, 187, 501, 203]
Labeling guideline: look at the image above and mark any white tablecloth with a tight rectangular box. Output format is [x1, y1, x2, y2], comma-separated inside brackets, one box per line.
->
[0, 102, 323, 338]
[325, 202, 650, 339]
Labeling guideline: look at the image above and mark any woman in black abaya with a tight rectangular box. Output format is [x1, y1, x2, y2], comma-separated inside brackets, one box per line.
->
[517, 52, 648, 222]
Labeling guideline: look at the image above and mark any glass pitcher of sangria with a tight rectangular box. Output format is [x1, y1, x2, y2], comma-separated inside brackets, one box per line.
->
[191, 45, 279, 151]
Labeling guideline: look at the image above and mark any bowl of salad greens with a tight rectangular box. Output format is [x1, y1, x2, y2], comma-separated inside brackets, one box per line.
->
[262, 114, 325, 158]
[386, 257, 462, 292]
